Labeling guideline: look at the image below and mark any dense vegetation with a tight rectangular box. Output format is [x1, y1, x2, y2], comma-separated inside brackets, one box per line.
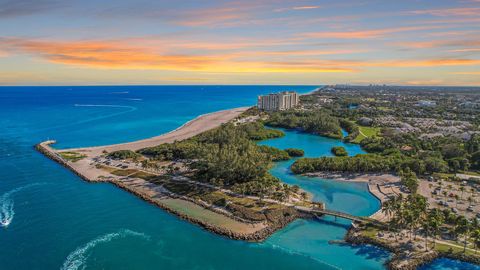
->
[339, 119, 359, 142]
[292, 132, 480, 176]
[139, 122, 292, 197]
[265, 110, 343, 139]
[285, 148, 304, 157]
[331, 146, 348, 156]
[107, 150, 140, 160]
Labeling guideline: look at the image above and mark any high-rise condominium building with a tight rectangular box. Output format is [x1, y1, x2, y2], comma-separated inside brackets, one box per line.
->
[257, 91, 299, 111]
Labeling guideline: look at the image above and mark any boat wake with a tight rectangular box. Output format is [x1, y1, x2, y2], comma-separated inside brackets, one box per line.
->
[0, 183, 48, 228]
[61, 229, 149, 270]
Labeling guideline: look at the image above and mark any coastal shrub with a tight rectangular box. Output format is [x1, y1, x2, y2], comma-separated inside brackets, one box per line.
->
[340, 119, 359, 143]
[285, 148, 304, 157]
[140, 122, 293, 198]
[264, 207, 296, 223]
[331, 146, 348, 156]
[138, 140, 203, 160]
[290, 154, 400, 174]
[258, 145, 290, 161]
[59, 151, 86, 162]
[107, 150, 140, 160]
[265, 110, 343, 139]
[239, 122, 284, 140]
[226, 204, 266, 222]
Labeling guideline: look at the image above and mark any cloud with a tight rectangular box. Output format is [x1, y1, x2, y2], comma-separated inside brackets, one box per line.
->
[452, 71, 480, 75]
[410, 7, 480, 17]
[0, 37, 356, 73]
[0, 0, 61, 18]
[0, 38, 215, 70]
[448, 48, 480, 53]
[301, 26, 436, 39]
[375, 59, 480, 67]
[274, 5, 320, 12]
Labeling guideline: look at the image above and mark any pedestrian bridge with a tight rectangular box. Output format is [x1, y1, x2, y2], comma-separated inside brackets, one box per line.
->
[295, 206, 383, 226]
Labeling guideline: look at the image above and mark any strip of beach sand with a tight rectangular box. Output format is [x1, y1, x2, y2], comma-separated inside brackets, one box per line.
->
[61, 107, 249, 156]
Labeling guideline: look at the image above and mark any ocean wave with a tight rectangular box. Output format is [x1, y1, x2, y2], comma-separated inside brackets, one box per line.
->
[124, 98, 143, 101]
[0, 183, 48, 228]
[61, 229, 149, 270]
[32, 104, 137, 133]
[74, 104, 134, 108]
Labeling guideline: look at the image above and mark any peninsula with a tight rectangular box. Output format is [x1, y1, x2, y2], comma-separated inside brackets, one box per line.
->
[37, 106, 319, 241]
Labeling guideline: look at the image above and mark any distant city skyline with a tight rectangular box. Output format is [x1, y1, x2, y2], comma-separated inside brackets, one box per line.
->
[0, 0, 479, 86]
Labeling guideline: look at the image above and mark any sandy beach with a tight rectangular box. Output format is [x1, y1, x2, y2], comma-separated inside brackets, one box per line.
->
[61, 107, 249, 157]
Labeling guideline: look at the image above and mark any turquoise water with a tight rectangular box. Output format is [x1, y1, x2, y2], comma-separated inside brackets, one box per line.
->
[0, 86, 476, 269]
[259, 129, 389, 269]
[419, 258, 480, 270]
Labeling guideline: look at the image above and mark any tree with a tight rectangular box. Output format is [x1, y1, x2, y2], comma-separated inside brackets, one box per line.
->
[472, 229, 480, 254]
[400, 168, 419, 194]
[454, 216, 471, 253]
[427, 209, 444, 249]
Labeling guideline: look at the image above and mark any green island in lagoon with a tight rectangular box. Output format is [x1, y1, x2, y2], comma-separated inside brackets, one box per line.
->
[36, 86, 480, 269]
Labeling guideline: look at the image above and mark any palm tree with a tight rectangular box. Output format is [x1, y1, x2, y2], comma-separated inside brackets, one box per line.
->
[454, 216, 470, 253]
[428, 209, 444, 249]
[472, 229, 480, 254]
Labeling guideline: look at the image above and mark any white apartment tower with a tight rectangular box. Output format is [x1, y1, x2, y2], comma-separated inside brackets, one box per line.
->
[257, 91, 299, 111]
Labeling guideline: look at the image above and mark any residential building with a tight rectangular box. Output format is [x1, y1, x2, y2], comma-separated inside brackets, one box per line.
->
[257, 91, 299, 111]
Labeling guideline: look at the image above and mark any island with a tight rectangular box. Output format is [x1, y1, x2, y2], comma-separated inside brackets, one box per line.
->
[37, 86, 480, 269]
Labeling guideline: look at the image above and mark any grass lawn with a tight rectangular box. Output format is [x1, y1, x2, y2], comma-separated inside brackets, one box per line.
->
[435, 242, 479, 257]
[352, 126, 381, 143]
[110, 168, 139, 176]
[59, 151, 86, 162]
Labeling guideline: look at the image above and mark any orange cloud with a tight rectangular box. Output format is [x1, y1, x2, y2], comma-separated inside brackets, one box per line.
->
[293, 6, 320, 10]
[1, 38, 215, 70]
[0, 38, 355, 73]
[274, 5, 320, 12]
[301, 26, 435, 39]
[375, 59, 480, 67]
[448, 48, 480, 53]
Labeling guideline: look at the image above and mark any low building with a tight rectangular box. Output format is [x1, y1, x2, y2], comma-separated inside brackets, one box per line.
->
[257, 91, 299, 111]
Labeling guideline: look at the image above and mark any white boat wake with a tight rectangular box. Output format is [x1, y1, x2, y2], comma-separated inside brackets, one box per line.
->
[61, 229, 149, 270]
[0, 183, 47, 228]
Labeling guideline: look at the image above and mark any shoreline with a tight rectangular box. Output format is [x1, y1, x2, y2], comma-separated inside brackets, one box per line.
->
[61, 106, 250, 154]
[346, 226, 480, 270]
[36, 107, 304, 242]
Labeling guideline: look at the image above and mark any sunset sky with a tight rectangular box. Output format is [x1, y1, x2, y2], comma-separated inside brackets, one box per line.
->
[0, 0, 479, 86]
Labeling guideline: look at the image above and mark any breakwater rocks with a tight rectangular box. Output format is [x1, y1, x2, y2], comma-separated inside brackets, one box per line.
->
[35, 141, 301, 242]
